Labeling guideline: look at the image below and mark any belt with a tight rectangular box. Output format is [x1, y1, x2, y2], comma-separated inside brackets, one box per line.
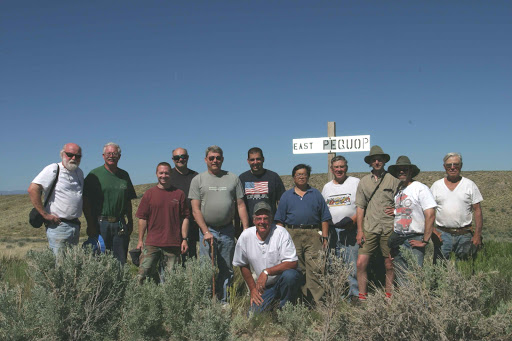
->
[98, 216, 120, 223]
[60, 218, 81, 225]
[285, 224, 321, 230]
[437, 226, 472, 235]
[209, 223, 232, 230]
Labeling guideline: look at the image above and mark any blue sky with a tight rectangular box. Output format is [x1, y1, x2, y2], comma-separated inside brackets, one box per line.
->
[1, 1, 511, 191]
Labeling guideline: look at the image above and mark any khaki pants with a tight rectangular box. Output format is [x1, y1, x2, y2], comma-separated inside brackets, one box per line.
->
[286, 228, 325, 304]
[138, 245, 181, 283]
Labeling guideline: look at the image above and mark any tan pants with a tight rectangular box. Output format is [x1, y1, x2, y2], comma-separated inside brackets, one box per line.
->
[286, 228, 325, 304]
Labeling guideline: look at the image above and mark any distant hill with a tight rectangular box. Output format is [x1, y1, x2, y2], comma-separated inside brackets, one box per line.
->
[0, 190, 25, 195]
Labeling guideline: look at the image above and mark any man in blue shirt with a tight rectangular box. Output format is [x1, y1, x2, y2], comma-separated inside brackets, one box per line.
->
[275, 164, 331, 304]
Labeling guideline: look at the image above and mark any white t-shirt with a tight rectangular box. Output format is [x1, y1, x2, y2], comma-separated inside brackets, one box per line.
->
[233, 224, 297, 287]
[393, 181, 436, 234]
[321, 177, 360, 228]
[430, 177, 483, 228]
[32, 162, 84, 219]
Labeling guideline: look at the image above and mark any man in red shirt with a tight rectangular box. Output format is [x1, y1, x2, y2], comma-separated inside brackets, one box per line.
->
[136, 162, 190, 283]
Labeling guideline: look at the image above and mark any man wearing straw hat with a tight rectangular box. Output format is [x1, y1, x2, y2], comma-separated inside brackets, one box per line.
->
[355, 145, 400, 300]
[385, 156, 436, 284]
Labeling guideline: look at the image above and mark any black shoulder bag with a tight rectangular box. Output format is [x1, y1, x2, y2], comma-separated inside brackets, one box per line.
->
[29, 164, 60, 228]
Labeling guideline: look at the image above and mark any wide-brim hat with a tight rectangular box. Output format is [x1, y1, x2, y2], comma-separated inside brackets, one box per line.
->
[364, 145, 391, 164]
[388, 155, 420, 178]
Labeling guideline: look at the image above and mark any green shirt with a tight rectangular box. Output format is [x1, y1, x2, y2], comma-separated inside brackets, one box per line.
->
[355, 171, 400, 234]
[84, 165, 137, 219]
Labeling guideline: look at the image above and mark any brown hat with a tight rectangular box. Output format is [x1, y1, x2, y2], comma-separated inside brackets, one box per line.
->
[388, 155, 420, 178]
[364, 145, 391, 164]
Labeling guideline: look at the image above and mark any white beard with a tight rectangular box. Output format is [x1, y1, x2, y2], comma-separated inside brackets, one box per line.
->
[63, 159, 78, 171]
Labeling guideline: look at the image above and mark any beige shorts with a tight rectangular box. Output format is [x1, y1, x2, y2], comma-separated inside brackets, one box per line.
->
[358, 229, 392, 257]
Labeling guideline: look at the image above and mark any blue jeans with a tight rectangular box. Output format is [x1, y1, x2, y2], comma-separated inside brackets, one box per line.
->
[329, 226, 359, 298]
[99, 220, 130, 265]
[435, 231, 474, 261]
[250, 269, 303, 313]
[199, 224, 235, 303]
[393, 234, 425, 286]
[46, 221, 80, 255]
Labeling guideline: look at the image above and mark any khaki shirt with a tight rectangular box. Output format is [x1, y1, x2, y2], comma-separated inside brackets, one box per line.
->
[355, 172, 400, 234]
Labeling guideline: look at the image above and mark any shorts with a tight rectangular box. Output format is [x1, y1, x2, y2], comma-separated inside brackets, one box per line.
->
[358, 228, 392, 257]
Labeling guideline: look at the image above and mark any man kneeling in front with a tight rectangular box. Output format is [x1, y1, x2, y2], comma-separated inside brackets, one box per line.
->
[233, 202, 302, 313]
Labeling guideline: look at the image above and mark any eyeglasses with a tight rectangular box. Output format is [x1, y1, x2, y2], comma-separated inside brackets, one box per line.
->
[65, 152, 82, 159]
[173, 154, 189, 161]
[208, 156, 222, 161]
[294, 173, 308, 178]
[445, 163, 460, 169]
[104, 152, 119, 157]
[254, 216, 270, 222]
[397, 167, 409, 173]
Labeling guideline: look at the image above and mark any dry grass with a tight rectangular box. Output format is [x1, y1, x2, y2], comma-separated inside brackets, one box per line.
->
[1, 171, 510, 258]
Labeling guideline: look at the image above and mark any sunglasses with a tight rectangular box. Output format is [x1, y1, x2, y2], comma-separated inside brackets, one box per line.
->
[65, 152, 82, 159]
[172, 154, 189, 161]
[208, 156, 222, 161]
[445, 163, 460, 169]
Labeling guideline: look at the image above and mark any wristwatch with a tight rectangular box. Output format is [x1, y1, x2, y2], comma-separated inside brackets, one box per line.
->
[183, 237, 189, 242]
[263, 269, 269, 276]
[421, 239, 429, 244]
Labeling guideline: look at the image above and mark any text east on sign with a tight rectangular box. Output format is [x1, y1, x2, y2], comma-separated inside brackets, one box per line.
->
[292, 135, 370, 154]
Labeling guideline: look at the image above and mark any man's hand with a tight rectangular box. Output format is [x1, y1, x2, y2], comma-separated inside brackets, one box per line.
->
[181, 240, 189, 254]
[432, 228, 443, 245]
[384, 207, 395, 217]
[202, 231, 214, 246]
[250, 288, 264, 306]
[322, 237, 329, 250]
[136, 240, 144, 250]
[472, 234, 482, 247]
[409, 239, 428, 248]
[356, 231, 365, 246]
[43, 213, 61, 225]
[256, 271, 268, 294]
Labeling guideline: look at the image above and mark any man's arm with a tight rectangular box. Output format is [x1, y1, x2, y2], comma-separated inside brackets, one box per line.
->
[136, 218, 148, 250]
[472, 203, 483, 246]
[191, 199, 213, 243]
[240, 265, 263, 306]
[254, 260, 298, 304]
[181, 217, 189, 254]
[356, 206, 365, 246]
[236, 198, 249, 230]
[321, 221, 329, 249]
[82, 196, 99, 237]
[28, 183, 60, 225]
[410, 208, 435, 248]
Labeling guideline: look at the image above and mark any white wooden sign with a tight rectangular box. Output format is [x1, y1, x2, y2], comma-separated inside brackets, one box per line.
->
[292, 135, 370, 154]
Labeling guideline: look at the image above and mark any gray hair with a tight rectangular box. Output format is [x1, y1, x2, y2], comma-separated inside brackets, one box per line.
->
[60, 143, 82, 159]
[103, 142, 121, 154]
[443, 152, 462, 166]
[205, 145, 223, 157]
[331, 155, 348, 166]
[172, 147, 188, 155]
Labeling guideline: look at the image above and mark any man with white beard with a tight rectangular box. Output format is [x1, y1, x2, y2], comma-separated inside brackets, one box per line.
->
[29, 143, 84, 255]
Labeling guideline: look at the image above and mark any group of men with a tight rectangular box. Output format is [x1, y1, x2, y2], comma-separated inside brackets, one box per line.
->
[29, 142, 483, 312]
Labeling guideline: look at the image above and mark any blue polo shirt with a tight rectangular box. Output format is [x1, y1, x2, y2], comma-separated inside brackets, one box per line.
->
[275, 186, 332, 225]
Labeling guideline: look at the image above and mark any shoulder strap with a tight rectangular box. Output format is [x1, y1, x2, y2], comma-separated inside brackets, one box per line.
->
[363, 175, 384, 217]
[43, 163, 60, 208]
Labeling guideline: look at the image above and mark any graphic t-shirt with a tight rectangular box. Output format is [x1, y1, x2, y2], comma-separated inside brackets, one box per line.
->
[393, 181, 436, 234]
[321, 177, 360, 229]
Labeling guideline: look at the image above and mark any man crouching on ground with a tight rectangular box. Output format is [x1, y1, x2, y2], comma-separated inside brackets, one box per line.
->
[233, 202, 302, 313]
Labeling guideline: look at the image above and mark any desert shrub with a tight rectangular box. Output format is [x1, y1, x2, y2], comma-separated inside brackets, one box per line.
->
[0, 285, 28, 341]
[187, 301, 231, 341]
[119, 280, 166, 341]
[277, 302, 315, 341]
[24, 247, 130, 340]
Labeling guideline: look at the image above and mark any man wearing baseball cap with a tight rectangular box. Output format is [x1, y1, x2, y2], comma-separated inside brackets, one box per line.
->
[355, 146, 400, 300]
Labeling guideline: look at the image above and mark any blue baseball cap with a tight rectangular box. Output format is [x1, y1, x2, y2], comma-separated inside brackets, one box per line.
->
[82, 235, 106, 254]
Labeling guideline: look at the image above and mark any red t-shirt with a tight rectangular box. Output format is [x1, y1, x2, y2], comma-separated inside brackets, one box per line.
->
[136, 186, 189, 247]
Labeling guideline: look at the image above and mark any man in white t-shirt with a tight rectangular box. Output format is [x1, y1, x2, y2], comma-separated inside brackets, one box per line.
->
[28, 143, 84, 255]
[430, 152, 483, 261]
[233, 201, 301, 313]
[322, 155, 360, 300]
[385, 156, 436, 285]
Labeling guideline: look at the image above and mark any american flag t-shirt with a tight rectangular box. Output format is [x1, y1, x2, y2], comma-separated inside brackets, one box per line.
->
[245, 181, 269, 195]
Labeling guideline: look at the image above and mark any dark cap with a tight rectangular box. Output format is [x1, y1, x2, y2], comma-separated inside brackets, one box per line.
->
[253, 201, 272, 215]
